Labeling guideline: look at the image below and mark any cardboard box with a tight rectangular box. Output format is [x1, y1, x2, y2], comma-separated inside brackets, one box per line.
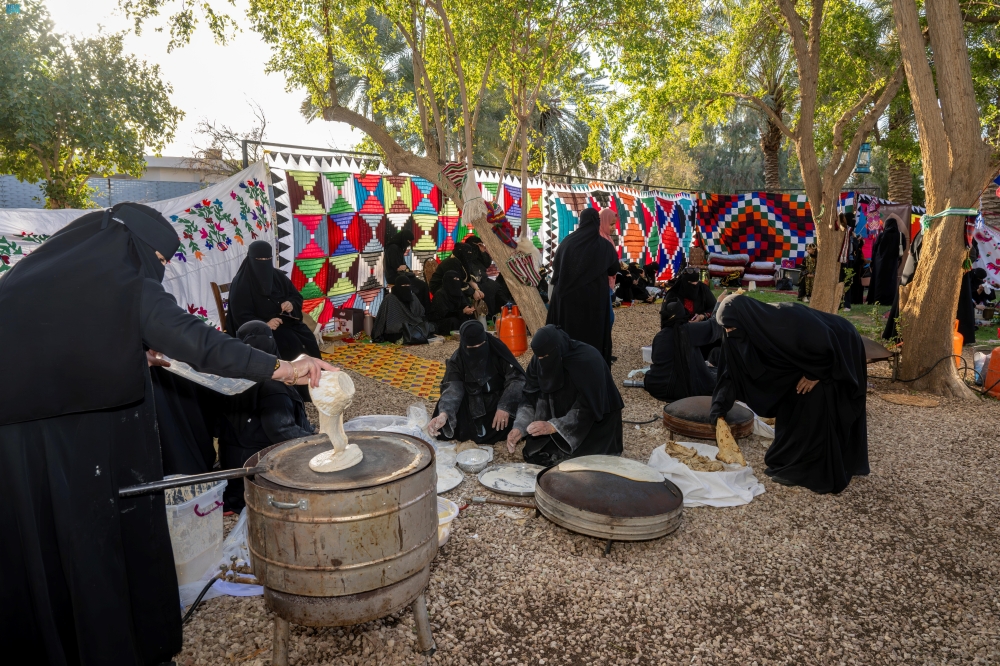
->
[329, 307, 366, 335]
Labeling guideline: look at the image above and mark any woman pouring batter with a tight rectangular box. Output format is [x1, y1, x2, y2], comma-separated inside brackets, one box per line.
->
[0, 203, 335, 665]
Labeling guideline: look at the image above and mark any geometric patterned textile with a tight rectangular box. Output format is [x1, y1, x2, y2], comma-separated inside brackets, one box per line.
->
[321, 343, 445, 401]
[697, 192, 814, 265]
[269, 152, 698, 326]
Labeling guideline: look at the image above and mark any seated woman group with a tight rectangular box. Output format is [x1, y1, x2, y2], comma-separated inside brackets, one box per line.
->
[429, 323, 623, 465]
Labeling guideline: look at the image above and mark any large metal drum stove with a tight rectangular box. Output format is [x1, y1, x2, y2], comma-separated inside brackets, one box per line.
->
[244, 432, 438, 665]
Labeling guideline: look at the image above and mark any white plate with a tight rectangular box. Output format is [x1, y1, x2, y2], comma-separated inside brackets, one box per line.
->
[436, 466, 464, 494]
[477, 463, 545, 496]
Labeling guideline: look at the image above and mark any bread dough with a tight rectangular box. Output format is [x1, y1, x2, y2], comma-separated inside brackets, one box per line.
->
[715, 418, 747, 467]
[309, 443, 363, 473]
[556, 455, 664, 483]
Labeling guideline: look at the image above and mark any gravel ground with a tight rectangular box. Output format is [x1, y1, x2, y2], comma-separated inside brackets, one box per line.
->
[181, 302, 1000, 666]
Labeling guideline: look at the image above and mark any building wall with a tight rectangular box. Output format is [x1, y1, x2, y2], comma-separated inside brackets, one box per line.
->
[0, 176, 206, 209]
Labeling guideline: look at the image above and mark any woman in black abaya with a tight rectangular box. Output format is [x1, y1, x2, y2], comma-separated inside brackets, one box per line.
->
[372, 274, 431, 343]
[383, 228, 430, 310]
[644, 302, 721, 402]
[218, 322, 315, 512]
[428, 270, 475, 334]
[710, 295, 869, 494]
[867, 217, 906, 305]
[0, 203, 333, 666]
[663, 267, 717, 322]
[227, 240, 321, 360]
[508, 326, 624, 466]
[546, 208, 620, 364]
[427, 320, 526, 444]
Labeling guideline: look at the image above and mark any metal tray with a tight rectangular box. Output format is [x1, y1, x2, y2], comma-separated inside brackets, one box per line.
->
[477, 463, 545, 497]
[436, 466, 465, 494]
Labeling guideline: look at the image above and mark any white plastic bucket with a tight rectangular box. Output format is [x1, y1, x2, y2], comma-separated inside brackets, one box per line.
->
[163, 477, 227, 586]
[437, 497, 459, 546]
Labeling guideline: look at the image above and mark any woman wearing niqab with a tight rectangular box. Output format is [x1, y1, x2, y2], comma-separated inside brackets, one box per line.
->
[218, 321, 315, 512]
[0, 203, 334, 665]
[371, 273, 430, 343]
[428, 270, 475, 333]
[546, 208, 620, 364]
[508, 326, 624, 466]
[710, 295, 869, 493]
[382, 228, 430, 310]
[867, 216, 906, 305]
[644, 301, 721, 402]
[227, 240, 322, 360]
[428, 320, 525, 443]
[663, 266, 717, 321]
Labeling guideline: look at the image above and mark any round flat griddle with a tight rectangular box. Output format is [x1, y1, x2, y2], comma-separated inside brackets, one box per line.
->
[535, 465, 683, 541]
[259, 432, 432, 492]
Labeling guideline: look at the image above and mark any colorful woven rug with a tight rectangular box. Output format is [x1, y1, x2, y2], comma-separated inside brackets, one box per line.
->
[322, 344, 444, 401]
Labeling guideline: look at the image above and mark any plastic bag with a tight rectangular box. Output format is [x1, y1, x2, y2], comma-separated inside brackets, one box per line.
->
[974, 352, 988, 385]
[177, 508, 263, 610]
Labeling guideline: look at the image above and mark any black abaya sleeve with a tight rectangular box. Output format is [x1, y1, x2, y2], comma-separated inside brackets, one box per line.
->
[549, 397, 595, 452]
[140, 279, 276, 382]
[277, 272, 305, 317]
[709, 350, 737, 422]
[259, 391, 315, 443]
[498, 361, 526, 415]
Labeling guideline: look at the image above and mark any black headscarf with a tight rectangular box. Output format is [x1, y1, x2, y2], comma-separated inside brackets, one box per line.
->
[527, 326, 621, 418]
[660, 301, 691, 394]
[238, 320, 278, 355]
[0, 203, 180, 425]
[229, 320, 303, 435]
[671, 267, 701, 299]
[392, 274, 413, 304]
[550, 208, 619, 292]
[246, 240, 275, 294]
[459, 320, 491, 385]
[390, 228, 414, 249]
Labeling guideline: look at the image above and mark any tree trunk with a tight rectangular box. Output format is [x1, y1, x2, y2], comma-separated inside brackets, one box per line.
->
[891, 0, 998, 397]
[887, 157, 913, 206]
[981, 179, 1000, 227]
[809, 201, 846, 313]
[760, 86, 784, 192]
[886, 104, 913, 206]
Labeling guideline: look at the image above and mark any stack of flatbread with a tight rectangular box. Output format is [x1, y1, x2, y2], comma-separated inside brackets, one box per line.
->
[664, 441, 724, 472]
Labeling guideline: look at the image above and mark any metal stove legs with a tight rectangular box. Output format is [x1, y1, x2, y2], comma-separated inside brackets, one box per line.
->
[269, 592, 436, 664]
[273, 616, 291, 666]
[411, 592, 437, 657]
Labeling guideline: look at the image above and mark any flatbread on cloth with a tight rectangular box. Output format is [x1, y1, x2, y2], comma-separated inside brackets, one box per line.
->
[556, 455, 664, 483]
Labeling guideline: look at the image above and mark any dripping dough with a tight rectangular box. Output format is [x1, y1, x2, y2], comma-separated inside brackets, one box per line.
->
[309, 443, 363, 473]
[556, 455, 664, 483]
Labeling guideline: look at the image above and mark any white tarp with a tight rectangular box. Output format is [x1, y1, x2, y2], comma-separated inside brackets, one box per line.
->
[648, 442, 766, 508]
[0, 162, 274, 329]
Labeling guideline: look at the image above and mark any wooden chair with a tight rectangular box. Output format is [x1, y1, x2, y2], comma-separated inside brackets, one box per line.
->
[210, 282, 231, 334]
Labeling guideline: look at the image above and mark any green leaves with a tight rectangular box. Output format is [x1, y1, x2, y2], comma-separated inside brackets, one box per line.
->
[0, 2, 182, 208]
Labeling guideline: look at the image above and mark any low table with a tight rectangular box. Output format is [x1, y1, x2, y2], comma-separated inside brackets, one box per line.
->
[662, 396, 755, 441]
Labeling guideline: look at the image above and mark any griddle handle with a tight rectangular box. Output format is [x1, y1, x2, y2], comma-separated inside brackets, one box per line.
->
[118, 466, 268, 497]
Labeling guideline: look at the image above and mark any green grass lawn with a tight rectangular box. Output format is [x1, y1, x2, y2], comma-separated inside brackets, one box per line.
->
[708, 287, 1000, 345]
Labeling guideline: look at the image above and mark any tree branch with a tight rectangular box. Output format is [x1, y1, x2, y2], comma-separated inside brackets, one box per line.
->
[396, 12, 447, 162]
[831, 63, 906, 184]
[721, 92, 797, 140]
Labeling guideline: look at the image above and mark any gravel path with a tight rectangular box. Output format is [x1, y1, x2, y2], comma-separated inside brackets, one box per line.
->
[180, 303, 1000, 666]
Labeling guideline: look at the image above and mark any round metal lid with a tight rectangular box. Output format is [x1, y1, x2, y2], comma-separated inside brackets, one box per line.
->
[259, 432, 432, 492]
[536, 467, 682, 518]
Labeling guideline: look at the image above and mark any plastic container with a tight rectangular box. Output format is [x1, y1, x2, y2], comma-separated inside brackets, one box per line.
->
[953, 320, 964, 369]
[164, 477, 227, 586]
[984, 347, 1000, 397]
[437, 497, 459, 546]
[642, 345, 652, 364]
